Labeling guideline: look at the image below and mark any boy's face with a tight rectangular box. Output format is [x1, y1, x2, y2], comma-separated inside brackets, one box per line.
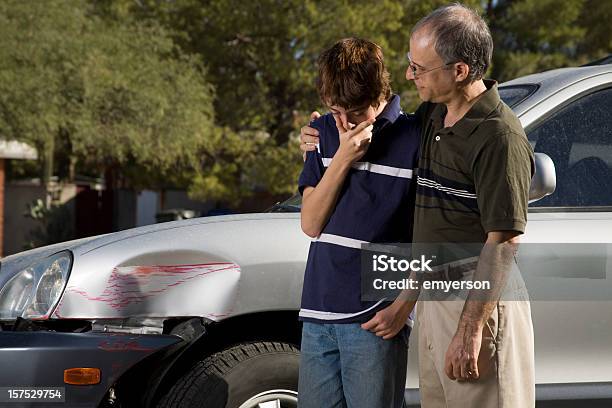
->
[328, 104, 377, 131]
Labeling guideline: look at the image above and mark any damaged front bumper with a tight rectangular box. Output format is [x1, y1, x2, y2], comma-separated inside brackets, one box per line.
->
[0, 330, 182, 407]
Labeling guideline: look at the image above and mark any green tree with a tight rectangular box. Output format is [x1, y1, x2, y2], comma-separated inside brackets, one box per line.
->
[97, 0, 612, 203]
[488, 0, 586, 80]
[3, 0, 610, 208]
[486, 0, 610, 81]
[575, 0, 612, 62]
[121, 0, 406, 138]
[97, 0, 435, 201]
[0, 0, 215, 192]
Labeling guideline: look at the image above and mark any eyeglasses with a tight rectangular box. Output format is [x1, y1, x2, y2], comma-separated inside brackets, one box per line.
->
[406, 52, 457, 78]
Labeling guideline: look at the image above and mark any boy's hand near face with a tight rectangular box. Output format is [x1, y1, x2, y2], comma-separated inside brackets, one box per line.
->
[300, 114, 374, 238]
[334, 115, 374, 165]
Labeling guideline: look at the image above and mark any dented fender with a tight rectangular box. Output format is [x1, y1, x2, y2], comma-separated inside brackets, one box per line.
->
[49, 214, 308, 320]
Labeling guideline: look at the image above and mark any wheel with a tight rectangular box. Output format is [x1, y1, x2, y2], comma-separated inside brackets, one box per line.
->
[158, 341, 300, 408]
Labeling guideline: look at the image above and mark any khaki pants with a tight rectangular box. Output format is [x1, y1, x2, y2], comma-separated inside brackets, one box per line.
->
[417, 280, 535, 407]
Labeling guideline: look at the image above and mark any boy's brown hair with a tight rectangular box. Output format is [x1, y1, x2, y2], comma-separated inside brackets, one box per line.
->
[316, 38, 391, 110]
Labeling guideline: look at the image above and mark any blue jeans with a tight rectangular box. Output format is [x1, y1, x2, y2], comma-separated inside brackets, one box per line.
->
[298, 322, 409, 408]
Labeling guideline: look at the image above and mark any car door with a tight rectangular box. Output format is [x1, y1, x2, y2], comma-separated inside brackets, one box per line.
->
[521, 85, 612, 394]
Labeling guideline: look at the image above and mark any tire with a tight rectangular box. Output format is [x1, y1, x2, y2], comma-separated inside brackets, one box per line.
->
[158, 341, 300, 408]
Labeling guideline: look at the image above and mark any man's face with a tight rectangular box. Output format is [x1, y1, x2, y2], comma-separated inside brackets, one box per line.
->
[328, 104, 377, 131]
[406, 29, 456, 103]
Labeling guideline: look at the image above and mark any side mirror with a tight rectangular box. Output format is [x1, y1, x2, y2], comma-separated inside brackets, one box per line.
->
[529, 152, 556, 203]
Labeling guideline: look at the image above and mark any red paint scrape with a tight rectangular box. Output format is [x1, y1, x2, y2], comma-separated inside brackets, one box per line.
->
[53, 262, 240, 316]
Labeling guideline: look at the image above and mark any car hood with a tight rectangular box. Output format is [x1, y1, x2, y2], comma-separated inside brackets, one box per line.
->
[0, 235, 104, 288]
[10, 213, 308, 321]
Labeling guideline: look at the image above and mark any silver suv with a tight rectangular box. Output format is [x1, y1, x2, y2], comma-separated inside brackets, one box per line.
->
[0, 62, 611, 407]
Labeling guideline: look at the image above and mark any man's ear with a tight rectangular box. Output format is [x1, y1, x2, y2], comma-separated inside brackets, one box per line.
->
[454, 62, 470, 83]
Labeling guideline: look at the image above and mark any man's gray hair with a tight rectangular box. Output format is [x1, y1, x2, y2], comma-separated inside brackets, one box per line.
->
[412, 3, 493, 82]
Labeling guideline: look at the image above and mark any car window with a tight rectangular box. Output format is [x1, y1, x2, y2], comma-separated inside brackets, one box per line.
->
[499, 85, 538, 108]
[528, 87, 612, 207]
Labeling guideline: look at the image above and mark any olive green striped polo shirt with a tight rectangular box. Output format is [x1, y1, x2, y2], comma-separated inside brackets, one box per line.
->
[413, 80, 535, 244]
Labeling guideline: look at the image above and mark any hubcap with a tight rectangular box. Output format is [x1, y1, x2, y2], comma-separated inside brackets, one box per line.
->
[237, 389, 298, 408]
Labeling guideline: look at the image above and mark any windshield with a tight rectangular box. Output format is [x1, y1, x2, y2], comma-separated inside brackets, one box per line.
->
[265, 193, 302, 212]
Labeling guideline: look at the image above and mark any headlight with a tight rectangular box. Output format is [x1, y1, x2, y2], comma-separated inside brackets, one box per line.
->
[0, 251, 72, 320]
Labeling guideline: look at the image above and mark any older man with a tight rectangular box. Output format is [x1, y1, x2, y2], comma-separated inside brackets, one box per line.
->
[300, 4, 535, 408]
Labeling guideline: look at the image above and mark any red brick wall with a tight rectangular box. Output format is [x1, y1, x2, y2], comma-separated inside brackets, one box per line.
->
[0, 159, 4, 257]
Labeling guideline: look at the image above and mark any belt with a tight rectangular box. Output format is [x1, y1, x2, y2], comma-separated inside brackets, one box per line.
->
[421, 258, 479, 282]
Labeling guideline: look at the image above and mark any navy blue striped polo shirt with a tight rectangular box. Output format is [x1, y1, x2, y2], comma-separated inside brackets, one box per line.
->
[298, 95, 420, 324]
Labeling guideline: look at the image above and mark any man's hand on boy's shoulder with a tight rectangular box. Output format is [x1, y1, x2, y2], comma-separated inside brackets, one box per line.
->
[301, 111, 321, 161]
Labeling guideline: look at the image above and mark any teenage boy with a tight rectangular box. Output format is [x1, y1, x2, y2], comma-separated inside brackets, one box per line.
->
[297, 37, 419, 408]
